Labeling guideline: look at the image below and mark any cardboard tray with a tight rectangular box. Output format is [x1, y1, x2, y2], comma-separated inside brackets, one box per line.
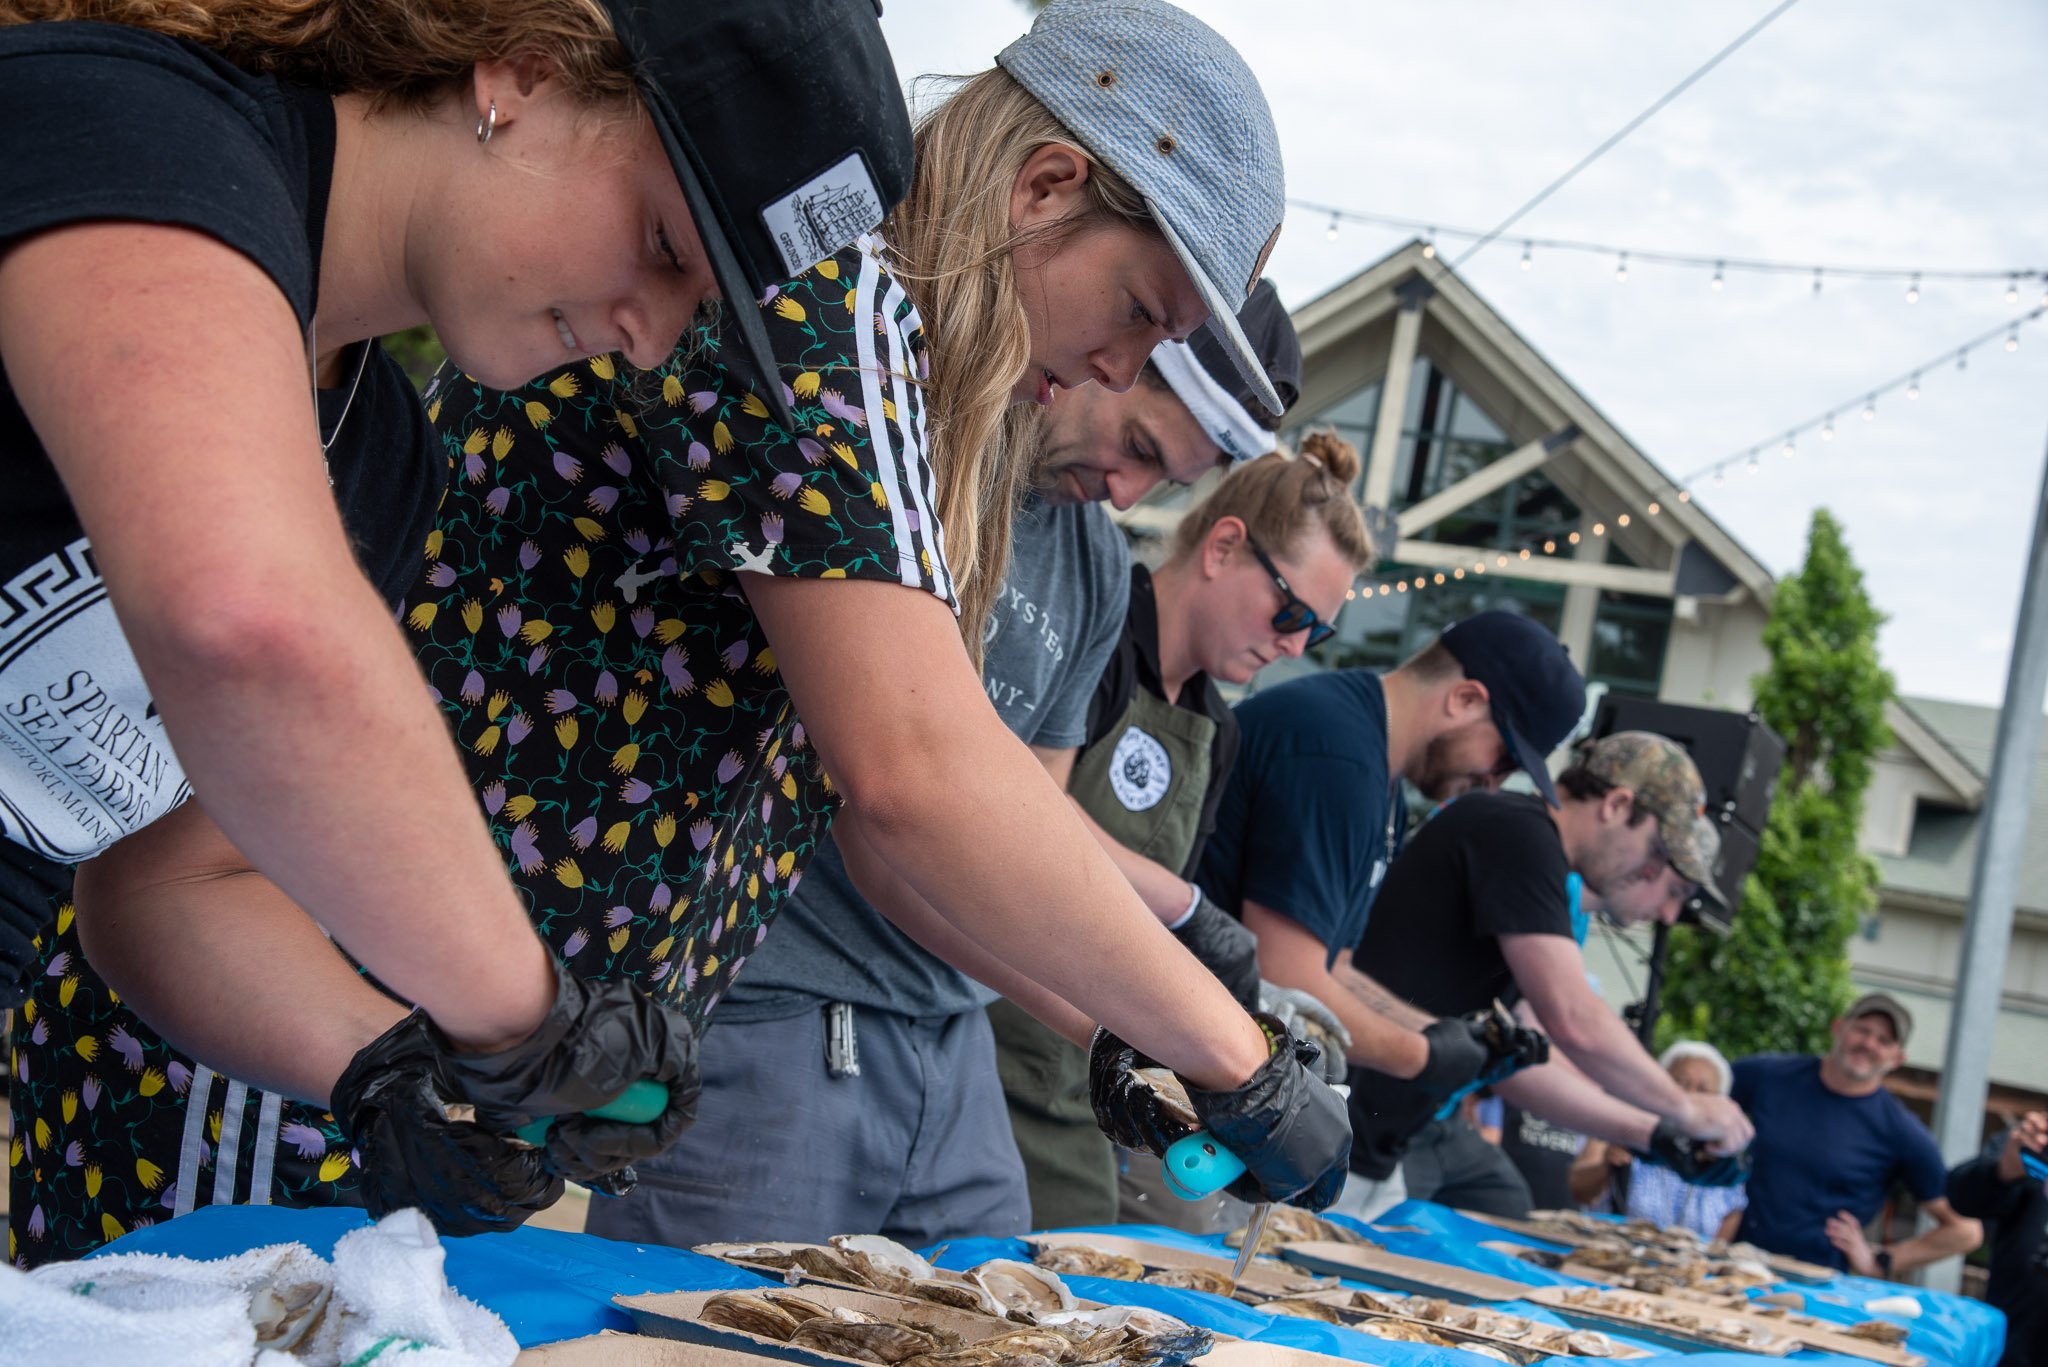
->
[1523, 1286, 1800, 1357]
[1275, 1242, 1536, 1306]
[518, 1333, 792, 1366]
[1017, 1232, 1338, 1302]
[1613, 1288, 1926, 1367]
[1457, 1211, 1835, 1285]
[693, 1240, 1131, 1315]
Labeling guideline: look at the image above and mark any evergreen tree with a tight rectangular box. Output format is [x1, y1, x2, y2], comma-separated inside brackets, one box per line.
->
[1659, 509, 1894, 1057]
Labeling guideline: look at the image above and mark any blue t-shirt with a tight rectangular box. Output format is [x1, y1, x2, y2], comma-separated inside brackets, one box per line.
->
[1731, 1053, 1949, 1267]
[1198, 670, 1394, 964]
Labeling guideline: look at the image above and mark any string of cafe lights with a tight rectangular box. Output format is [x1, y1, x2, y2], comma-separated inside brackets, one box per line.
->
[1297, 199, 2048, 302]
[1344, 303, 2046, 603]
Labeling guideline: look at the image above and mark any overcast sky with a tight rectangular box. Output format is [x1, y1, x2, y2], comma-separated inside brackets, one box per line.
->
[878, 0, 2048, 709]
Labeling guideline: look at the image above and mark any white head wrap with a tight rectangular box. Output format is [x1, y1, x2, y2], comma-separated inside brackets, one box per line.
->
[1149, 339, 1277, 463]
[1658, 1040, 1734, 1096]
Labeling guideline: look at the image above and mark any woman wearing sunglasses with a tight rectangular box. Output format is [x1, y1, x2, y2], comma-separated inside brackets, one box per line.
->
[995, 422, 1375, 1229]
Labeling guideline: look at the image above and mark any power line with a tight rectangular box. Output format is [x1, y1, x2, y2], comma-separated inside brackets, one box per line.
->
[1448, 0, 1806, 269]
[1301, 200, 2045, 291]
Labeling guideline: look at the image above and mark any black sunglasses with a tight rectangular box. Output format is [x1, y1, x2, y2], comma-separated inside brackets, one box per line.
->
[1246, 537, 1337, 647]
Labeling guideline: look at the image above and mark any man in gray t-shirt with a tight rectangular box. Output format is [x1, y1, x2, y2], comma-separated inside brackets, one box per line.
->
[586, 368, 1229, 1246]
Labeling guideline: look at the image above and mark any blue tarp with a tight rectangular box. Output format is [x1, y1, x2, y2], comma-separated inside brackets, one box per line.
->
[91, 1200, 2006, 1367]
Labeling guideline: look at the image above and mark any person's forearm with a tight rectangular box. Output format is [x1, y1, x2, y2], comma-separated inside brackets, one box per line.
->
[1071, 800, 1193, 924]
[1495, 1061, 1657, 1150]
[1538, 995, 1694, 1123]
[73, 804, 408, 1106]
[1267, 959, 1426, 1076]
[1567, 1145, 1615, 1206]
[1885, 1219, 1984, 1275]
[836, 812, 1094, 1047]
[1334, 962, 1435, 1031]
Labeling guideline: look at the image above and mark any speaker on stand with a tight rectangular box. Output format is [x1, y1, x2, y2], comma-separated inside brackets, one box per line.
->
[1588, 698, 1785, 1048]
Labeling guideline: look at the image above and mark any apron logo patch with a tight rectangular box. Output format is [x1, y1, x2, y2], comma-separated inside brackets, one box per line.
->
[1108, 726, 1172, 812]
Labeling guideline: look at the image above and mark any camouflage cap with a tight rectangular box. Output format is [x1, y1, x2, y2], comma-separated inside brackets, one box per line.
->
[1580, 731, 1726, 905]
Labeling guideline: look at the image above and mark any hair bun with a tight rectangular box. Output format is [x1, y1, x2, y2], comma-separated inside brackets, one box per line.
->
[1297, 429, 1361, 485]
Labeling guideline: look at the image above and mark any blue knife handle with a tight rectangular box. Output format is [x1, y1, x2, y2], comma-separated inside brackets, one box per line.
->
[1161, 1130, 1248, 1199]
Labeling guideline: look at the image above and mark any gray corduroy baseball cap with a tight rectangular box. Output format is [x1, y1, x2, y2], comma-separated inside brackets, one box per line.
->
[998, 0, 1287, 414]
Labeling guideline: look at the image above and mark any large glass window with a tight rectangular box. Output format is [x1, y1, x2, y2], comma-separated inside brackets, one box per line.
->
[1588, 591, 1673, 697]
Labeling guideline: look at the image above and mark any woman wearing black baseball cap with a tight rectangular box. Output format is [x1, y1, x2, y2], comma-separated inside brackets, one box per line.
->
[0, 0, 912, 1260]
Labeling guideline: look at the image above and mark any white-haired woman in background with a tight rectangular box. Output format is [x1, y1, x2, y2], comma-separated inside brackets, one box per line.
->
[1571, 1041, 1749, 1240]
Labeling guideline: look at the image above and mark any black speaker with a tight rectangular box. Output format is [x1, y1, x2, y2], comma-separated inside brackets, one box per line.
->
[1589, 697, 1784, 933]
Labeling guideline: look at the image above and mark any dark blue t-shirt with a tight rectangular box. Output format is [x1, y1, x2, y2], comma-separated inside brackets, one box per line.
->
[1198, 670, 1394, 965]
[1731, 1053, 1949, 1267]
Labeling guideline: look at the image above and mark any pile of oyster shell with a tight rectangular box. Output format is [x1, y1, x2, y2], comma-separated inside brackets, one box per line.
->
[1254, 1289, 1630, 1361]
[1509, 1211, 1775, 1289]
[1222, 1205, 1376, 1256]
[1031, 1248, 1234, 1298]
[697, 1289, 1213, 1367]
[1556, 1288, 1779, 1349]
[730, 1236, 1090, 1323]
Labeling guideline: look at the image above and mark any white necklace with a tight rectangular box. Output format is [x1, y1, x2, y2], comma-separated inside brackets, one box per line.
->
[309, 327, 371, 486]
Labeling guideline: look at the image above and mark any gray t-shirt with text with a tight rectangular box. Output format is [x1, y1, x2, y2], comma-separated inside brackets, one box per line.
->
[717, 498, 1129, 1022]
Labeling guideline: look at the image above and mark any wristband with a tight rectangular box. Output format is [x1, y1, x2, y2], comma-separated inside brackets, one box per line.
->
[1165, 883, 1203, 931]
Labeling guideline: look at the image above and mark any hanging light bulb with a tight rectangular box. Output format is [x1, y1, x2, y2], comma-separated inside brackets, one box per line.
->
[1710, 261, 1724, 292]
[1520, 241, 1533, 270]
[1712, 471, 1725, 488]
[1905, 273, 1920, 303]
[1678, 490, 1691, 503]
[1746, 450, 1760, 474]
[1958, 348, 1970, 371]
[1862, 395, 1877, 421]
[1592, 521, 1606, 536]
[1474, 562, 1486, 574]
[1433, 572, 1445, 585]
[1907, 372, 1921, 400]
[2009, 329, 2022, 352]
[1647, 501, 1661, 516]
[1781, 433, 1796, 458]
[1396, 581, 1408, 593]
[1415, 575, 1427, 588]
[1615, 252, 1629, 283]
[1421, 230, 1436, 260]
[1518, 548, 1531, 560]
[1568, 531, 1581, 545]
[1812, 267, 1824, 296]
[1543, 540, 1556, 554]
[1325, 212, 1339, 242]
[2007, 276, 2022, 305]
[1821, 415, 1835, 441]
[1346, 588, 1356, 600]
[1454, 568, 1465, 579]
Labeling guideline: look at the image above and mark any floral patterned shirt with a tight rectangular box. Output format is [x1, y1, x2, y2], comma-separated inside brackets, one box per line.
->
[404, 236, 948, 1031]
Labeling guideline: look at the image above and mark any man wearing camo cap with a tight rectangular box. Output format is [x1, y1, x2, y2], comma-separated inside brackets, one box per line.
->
[1336, 730, 1756, 1219]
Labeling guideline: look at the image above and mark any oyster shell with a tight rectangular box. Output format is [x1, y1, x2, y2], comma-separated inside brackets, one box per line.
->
[911, 1277, 1010, 1317]
[1138, 1267, 1236, 1296]
[1034, 1246, 1147, 1281]
[1846, 1321, 1910, 1346]
[1224, 1204, 1375, 1255]
[1465, 1348, 1518, 1363]
[1256, 1300, 1345, 1324]
[973, 1259, 1077, 1321]
[701, 1291, 805, 1340]
[797, 1246, 877, 1287]
[765, 1290, 836, 1322]
[738, 1246, 801, 1269]
[902, 1353, 1063, 1367]
[1564, 1331, 1616, 1357]
[1129, 1068, 1201, 1130]
[790, 1317, 941, 1364]
[250, 1280, 330, 1353]
[835, 1234, 940, 1288]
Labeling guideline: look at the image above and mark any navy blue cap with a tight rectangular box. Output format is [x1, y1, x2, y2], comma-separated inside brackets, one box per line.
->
[1438, 611, 1586, 805]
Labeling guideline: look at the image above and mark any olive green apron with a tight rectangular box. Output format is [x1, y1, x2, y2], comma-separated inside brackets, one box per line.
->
[992, 686, 1218, 1229]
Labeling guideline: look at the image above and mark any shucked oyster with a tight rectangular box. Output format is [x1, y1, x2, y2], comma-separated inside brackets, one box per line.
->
[973, 1259, 1077, 1321]
[797, 1246, 878, 1288]
[1256, 1300, 1346, 1324]
[1225, 1204, 1375, 1255]
[834, 1234, 940, 1288]
[1034, 1245, 1148, 1281]
[910, 1277, 1010, 1317]
[1139, 1267, 1236, 1296]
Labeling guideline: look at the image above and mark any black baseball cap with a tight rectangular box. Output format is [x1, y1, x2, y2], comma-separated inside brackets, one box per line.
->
[600, 0, 914, 429]
[1439, 610, 1586, 805]
[1192, 279, 1302, 417]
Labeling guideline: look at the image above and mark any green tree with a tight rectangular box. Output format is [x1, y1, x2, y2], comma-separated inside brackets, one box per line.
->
[1658, 509, 1894, 1057]
[380, 324, 447, 393]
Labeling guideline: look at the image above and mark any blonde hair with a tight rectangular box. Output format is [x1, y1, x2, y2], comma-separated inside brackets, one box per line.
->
[1170, 430, 1375, 570]
[887, 68, 1156, 658]
[0, 0, 638, 111]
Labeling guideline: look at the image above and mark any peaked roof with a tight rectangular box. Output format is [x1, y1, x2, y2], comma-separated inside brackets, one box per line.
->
[1879, 696, 2045, 916]
[1292, 239, 1777, 601]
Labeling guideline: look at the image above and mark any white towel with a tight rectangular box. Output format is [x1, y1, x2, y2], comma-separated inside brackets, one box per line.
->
[0, 1210, 517, 1367]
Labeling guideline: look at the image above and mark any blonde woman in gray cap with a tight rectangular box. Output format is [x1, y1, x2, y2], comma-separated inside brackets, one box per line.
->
[58, 0, 1354, 1242]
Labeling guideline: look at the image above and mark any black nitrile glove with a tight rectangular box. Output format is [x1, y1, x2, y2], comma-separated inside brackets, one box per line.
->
[1088, 1028, 1194, 1159]
[1171, 891, 1261, 1011]
[1636, 1119, 1753, 1188]
[425, 964, 700, 1187]
[1471, 1003, 1551, 1088]
[1185, 1013, 1352, 1211]
[1409, 1014, 1492, 1096]
[332, 1012, 564, 1236]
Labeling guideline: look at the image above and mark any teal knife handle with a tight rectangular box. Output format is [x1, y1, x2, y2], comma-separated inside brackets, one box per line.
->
[1161, 1130, 1247, 1200]
[512, 1079, 668, 1147]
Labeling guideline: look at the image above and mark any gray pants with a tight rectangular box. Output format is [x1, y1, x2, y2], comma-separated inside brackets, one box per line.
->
[1400, 1116, 1533, 1218]
[586, 1005, 1031, 1248]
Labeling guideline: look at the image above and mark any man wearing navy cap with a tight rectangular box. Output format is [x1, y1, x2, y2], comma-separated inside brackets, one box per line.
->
[1198, 613, 1585, 1153]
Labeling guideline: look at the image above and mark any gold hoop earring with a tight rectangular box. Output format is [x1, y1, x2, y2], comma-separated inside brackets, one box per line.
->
[477, 100, 497, 145]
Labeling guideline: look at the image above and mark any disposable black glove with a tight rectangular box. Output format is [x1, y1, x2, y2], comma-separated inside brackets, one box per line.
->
[1089, 1013, 1352, 1212]
[332, 1012, 564, 1236]
[424, 963, 700, 1187]
[1171, 891, 1260, 1011]
[1409, 1014, 1492, 1096]
[1636, 1119, 1752, 1188]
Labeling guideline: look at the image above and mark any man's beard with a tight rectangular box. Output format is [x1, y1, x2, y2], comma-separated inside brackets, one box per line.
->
[1410, 734, 1481, 802]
